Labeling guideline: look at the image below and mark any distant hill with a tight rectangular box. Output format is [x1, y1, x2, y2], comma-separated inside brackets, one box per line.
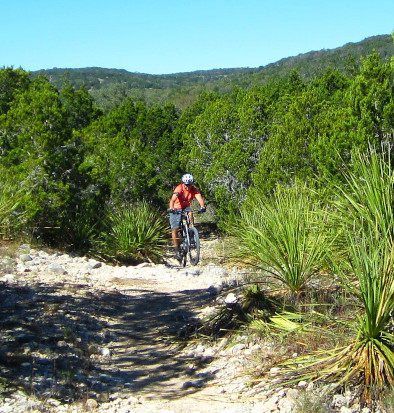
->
[31, 34, 394, 111]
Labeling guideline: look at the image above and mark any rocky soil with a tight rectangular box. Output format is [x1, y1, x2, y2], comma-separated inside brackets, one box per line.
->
[0, 237, 391, 413]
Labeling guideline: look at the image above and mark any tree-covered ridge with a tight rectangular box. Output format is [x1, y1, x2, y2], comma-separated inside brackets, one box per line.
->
[34, 67, 244, 90]
[30, 34, 394, 111]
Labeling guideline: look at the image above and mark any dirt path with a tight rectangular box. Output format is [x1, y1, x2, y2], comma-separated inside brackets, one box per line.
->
[1, 237, 264, 413]
[3, 236, 379, 412]
[81, 241, 257, 412]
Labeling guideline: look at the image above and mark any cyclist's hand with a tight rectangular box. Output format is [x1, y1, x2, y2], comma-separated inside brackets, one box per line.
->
[168, 208, 176, 213]
[199, 207, 206, 213]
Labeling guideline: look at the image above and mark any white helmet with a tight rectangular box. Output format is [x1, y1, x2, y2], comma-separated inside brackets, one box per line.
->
[182, 173, 194, 185]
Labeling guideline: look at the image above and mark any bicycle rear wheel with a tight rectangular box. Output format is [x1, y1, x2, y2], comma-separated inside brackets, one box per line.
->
[188, 226, 200, 265]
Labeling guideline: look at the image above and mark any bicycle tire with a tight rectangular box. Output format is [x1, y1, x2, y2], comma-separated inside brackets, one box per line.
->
[180, 222, 188, 267]
[188, 226, 200, 265]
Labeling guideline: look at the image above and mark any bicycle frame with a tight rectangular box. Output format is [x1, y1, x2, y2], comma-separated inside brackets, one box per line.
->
[177, 209, 200, 266]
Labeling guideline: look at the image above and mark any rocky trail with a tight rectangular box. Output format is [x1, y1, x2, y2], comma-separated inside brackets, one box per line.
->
[0, 234, 270, 413]
[0, 232, 387, 412]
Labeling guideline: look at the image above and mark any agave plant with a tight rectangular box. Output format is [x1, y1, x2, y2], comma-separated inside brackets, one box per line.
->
[231, 182, 329, 295]
[97, 201, 170, 263]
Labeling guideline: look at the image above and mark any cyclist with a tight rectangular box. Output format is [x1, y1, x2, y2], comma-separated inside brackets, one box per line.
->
[169, 173, 206, 262]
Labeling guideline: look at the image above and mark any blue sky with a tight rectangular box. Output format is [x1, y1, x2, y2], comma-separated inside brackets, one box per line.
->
[2, 0, 393, 75]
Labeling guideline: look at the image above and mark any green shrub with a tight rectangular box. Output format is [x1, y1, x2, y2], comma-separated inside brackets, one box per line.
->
[59, 208, 100, 254]
[95, 202, 170, 264]
[328, 149, 394, 399]
[230, 182, 329, 295]
[0, 170, 28, 239]
[277, 149, 394, 403]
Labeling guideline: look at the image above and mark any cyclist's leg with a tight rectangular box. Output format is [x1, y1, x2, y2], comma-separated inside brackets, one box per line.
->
[169, 212, 182, 261]
[173, 229, 183, 262]
[184, 207, 194, 226]
[171, 229, 180, 248]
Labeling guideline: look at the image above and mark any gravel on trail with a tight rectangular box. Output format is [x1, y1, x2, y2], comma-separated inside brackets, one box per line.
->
[1, 240, 271, 413]
[1, 240, 387, 413]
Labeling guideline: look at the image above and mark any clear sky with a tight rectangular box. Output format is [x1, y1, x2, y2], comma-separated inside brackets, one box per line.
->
[1, 0, 393, 75]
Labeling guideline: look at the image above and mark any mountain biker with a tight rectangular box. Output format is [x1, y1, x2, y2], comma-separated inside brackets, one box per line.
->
[168, 173, 206, 262]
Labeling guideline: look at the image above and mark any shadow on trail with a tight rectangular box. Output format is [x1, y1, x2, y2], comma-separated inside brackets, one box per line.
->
[0, 279, 219, 404]
[105, 287, 217, 397]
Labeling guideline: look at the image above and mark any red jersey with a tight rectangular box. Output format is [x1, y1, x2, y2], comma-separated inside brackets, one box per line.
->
[173, 184, 200, 209]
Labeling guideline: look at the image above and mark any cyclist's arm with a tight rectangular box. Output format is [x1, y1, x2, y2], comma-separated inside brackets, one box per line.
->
[195, 193, 205, 208]
[169, 192, 179, 209]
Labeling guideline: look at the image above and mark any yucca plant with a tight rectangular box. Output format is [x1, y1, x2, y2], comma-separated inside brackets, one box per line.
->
[278, 149, 394, 404]
[329, 149, 394, 399]
[341, 230, 394, 389]
[60, 209, 99, 254]
[231, 182, 329, 295]
[333, 147, 394, 252]
[0, 175, 28, 238]
[281, 232, 394, 401]
[96, 202, 170, 264]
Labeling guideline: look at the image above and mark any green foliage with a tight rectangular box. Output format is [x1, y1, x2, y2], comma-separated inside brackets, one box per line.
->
[0, 67, 30, 115]
[57, 208, 100, 254]
[278, 149, 394, 402]
[251, 54, 394, 197]
[0, 76, 70, 231]
[0, 166, 29, 238]
[330, 150, 394, 395]
[79, 99, 179, 209]
[231, 182, 329, 294]
[1, 39, 394, 402]
[251, 86, 316, 194]
[332, 147, 394, 246]
[180, 88, 271, 222]
[60, 75, 102, 130]
[342, 53, 394, 148]
[0, 73, 100, 245]
[1, 43, 394, 258]
[95, 202, 170, 263]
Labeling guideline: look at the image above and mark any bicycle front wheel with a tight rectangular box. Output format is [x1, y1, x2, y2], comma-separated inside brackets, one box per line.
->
[188, 226, 200, 265]
[180, 227, 188, 267]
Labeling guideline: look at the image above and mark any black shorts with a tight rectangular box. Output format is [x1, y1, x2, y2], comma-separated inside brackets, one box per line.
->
[169, 207, 192, 230]
[169, 210, 182, 230]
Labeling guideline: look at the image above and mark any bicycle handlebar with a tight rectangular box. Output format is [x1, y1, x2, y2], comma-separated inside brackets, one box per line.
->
[169, 208, 204, 214]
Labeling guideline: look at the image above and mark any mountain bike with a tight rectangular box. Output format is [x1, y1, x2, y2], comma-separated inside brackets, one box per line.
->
[178, 209, 201, 266]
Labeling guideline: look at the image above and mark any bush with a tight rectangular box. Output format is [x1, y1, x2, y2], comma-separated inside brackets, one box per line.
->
[230, 182, 329, 295]
[275, 149, 394, 404]
[0, 170, 28, 239]
[95, 202, 170, 264]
